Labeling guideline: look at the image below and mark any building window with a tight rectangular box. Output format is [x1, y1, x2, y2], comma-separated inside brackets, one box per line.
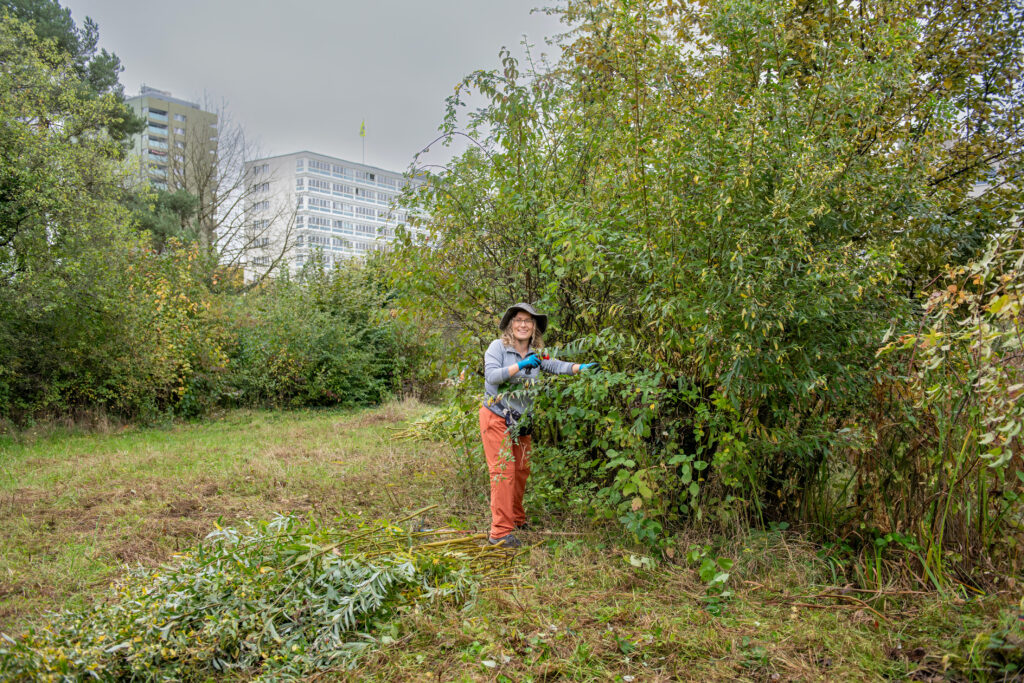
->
[174, 113, 186, 122]
[309, 160, 331, 174]
[174, 127, 185, 135]
[296, 178, 305, 189]
[296, 159, 304, 171]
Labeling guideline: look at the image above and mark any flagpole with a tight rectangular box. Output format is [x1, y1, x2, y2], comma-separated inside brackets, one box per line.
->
[360, 119, 366, 165]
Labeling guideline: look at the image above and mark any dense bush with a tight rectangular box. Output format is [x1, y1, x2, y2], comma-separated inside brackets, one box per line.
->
[864, 231, 1024, 587]
[389, 0, 1023, 581]
[0, 250, 406, 422]
[222, 261, 404, 412]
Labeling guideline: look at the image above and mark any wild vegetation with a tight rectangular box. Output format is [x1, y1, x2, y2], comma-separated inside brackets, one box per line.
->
[0, 8, 408, 423]
[1, 0, 1022, 678]
[389, 0, 1024, 590]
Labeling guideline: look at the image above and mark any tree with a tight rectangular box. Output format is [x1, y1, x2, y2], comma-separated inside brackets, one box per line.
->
[0, 14, 143, 415]
[0, 0, 143, 143]
[0, 14, 130, 281]
[125, 188, 200, 254]
[165, 99, 298, 288]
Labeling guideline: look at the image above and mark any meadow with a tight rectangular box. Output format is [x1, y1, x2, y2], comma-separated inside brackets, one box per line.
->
[1, 404, 1017, 681]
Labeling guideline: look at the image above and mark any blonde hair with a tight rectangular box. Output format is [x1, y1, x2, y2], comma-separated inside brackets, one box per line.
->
[501, 326, 545, 351]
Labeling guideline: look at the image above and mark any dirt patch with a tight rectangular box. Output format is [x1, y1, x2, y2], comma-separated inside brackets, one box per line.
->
[2, 487, 48, 512]
[351, 401, 415, 427]
[167, 498, 200, 517]
[111, 536, 164, 564]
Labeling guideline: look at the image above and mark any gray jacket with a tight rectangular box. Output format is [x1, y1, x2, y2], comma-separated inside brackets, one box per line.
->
[483, 339, 575, 419]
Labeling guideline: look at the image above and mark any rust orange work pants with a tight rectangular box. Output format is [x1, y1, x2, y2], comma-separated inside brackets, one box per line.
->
[479, 405, 531, 539]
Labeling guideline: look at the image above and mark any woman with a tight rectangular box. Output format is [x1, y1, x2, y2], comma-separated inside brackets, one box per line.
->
[481, 302, 599, 547]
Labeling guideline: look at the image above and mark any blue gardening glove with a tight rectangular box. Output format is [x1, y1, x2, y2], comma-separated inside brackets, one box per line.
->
[579, 363, 601, 372]
[517, 353, 541, 370]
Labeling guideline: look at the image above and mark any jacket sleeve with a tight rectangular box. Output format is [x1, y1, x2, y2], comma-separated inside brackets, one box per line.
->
[484, 340, 512, 385]
[540, 356, 576, 375]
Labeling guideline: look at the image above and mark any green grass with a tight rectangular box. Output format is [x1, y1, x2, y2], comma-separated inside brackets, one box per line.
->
[1, 403, 1018, 681]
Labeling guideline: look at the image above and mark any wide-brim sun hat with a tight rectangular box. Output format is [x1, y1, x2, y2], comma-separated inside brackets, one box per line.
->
[500, 302, 548, 334]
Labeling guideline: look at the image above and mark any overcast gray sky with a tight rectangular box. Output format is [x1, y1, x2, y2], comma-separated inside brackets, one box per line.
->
[61, 1, 567, 172]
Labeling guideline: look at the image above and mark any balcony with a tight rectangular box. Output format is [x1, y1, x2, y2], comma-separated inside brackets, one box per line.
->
[147, 125, 167, 136]
[148, 139, 168, 150]
[148, 111, 168, 123]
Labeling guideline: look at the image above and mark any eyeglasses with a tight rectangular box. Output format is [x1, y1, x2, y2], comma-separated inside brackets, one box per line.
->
[512, 317, 535, 326]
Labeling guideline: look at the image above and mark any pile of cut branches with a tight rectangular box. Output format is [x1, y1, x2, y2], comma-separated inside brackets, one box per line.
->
[0, 506, 517, 681]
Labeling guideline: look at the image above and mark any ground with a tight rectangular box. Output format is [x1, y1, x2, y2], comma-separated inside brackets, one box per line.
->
[0, 402, 1016, 681]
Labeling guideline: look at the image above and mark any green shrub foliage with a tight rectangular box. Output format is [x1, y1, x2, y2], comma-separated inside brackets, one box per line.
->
[223, 261, 403, 412]
[388, 0, 1023, 572]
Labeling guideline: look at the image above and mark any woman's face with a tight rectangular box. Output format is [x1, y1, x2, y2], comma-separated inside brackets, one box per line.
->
[510, 313, 536, 343]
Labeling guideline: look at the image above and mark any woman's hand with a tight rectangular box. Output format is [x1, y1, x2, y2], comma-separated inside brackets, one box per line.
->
[574, 363, 601, 374]
[516, 353, 541, 371]
[509, 353, 541, 376]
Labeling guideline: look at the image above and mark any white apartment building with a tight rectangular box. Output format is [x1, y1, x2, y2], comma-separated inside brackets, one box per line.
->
[243, 151, 422, 277]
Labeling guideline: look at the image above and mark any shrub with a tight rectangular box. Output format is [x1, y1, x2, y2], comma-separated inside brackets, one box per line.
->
[223, 259, 402, 410]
